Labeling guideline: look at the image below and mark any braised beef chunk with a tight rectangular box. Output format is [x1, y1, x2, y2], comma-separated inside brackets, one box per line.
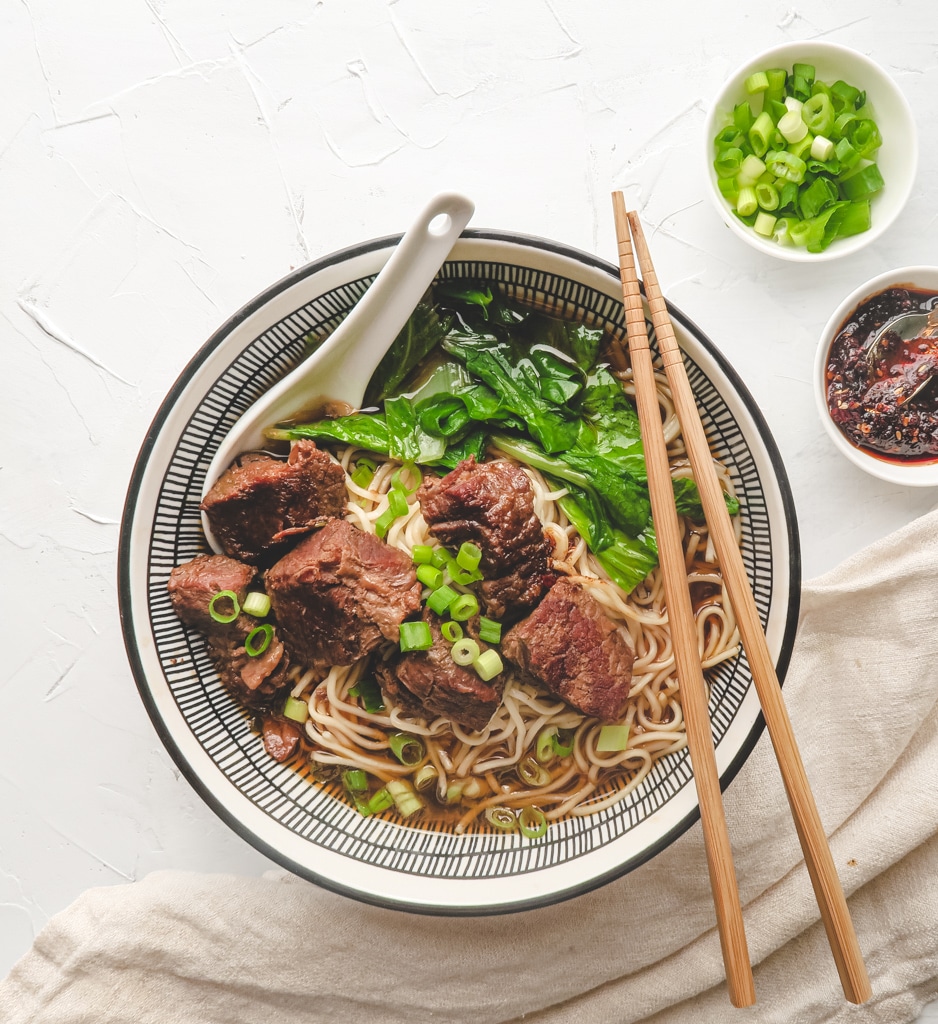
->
[168, 554, 256, 636]
[168, 554, 291, 709]
[418, 457, 555, 621]
[200, 440, 347, 564]
[262, 716, 304, 763]
[501, 578, 634, 722]
[373, 612, 502, 732]
[265, 518, 422, 669]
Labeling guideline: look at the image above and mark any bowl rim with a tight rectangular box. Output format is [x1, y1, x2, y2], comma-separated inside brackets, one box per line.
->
[703, 39, 919, 263]
[118, 227, 803, 914]
[814, 264, 938, 486]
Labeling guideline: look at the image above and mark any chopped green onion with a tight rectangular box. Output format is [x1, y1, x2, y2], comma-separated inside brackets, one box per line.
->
[810, 134, 835, 161]
[788, 131, 815, 160]
[831, 79, 861, 112]
[445, 781, 466, 804]
[449, 593, 480, 621]
[473, 649, 504, 682]
[358, 787, 394, 816]
[451, 638, 481, 666]
[783, 96, 803, 115]
[387, 778, 423, 817]
[399, 620, 433, 652]
[732, 101, 754, 132]
[802, 93, 834, 136]
[840, 163, 884, 201]
[416, 563, 444, 589]
[455, 541, 482, 572]
[765, 150, 806, 183]
[596, 723, 630, 752]
[485, 806, 516, 831]
[348, 676, 386, 713]
[713, 63, 883, 252]
[799, 176, 838, 219]
[747, 111, 774, 157]
[834, 136, 860, 170]
[440, 620, 463, 643]
[244, 624, 274, 657]
[388, 486, 409, 518]
[847, 119, 883, 158]
[391, 462, 422, 495]
[717, 176, 738, 202]
[518, 806, 549, 839]
[736, 185, 758, 218]
[430, 547, 451, 569]
[834, 199, 871, 237]
[208, 590, 240, 624]
[772, 217, 794, 245]
[413, 764, 439, 792]
[426, 584, 459, 615]
[389, 732, 425, 766]
[283, 696, 309, 724]
[736, 153, 766, 187]
[374, 506, 397, 539]
[536, 727, 559, 763]
[518, 756, 550, 787]
[754, 181, 779, 211]
[447, 561, 483, 586]
[478, 617, 502, 644]
[350, 459, 376, 488]
[753, 211, 777, 237]
[242, 591, 270, 618]
[343, 768, 368, 793]
[552, 729, 575, 757]
[714, 146, 743, 179]
[792, 62, 815, 82]
[764, 68, 787, 102]
[412, 544, 434, 565]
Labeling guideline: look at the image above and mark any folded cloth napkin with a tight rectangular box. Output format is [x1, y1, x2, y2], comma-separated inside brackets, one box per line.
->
[4, 511, 938, 1024]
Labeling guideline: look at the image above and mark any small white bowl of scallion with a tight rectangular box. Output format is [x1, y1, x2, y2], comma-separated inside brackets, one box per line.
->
[704, 41, 917, 261]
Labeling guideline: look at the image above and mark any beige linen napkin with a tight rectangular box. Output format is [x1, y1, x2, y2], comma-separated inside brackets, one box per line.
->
[4, 510, 938, 1024]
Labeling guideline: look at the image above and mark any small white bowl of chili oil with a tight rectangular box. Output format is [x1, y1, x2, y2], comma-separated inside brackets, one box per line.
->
[815, 266, 938, 485]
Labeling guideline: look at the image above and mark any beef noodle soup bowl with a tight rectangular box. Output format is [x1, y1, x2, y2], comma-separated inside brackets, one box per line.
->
[119, 230, 800, 913]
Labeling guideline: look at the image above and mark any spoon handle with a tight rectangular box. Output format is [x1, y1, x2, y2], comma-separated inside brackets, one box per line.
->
[200, 192, 473, 549]
[305, 191, 475, 408]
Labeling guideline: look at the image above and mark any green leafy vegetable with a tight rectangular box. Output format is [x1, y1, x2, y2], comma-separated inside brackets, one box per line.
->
[364, 301, 449, 406]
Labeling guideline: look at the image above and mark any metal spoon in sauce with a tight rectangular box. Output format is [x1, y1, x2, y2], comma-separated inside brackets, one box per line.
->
[865, 306, 938, 370]
[200, 191, 474, 553]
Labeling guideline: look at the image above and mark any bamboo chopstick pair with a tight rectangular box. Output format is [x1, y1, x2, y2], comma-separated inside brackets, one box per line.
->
[610, 192, 872, 1008]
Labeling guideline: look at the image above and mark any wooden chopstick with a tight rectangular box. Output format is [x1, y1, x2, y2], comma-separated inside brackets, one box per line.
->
[611, 192, 755, 1008]
[621, 200, 872, 1006]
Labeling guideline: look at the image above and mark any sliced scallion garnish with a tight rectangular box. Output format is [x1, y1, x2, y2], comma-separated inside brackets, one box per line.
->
[451, 638, 481, 666]
[242, 591, 270, 618]
[518, 806, 549, 839]
[399, 621, 433, 652]
[244, 624, 273, 657]
[283, 696, 309, 724]
[596, 723, 630, 752]
[472, 649, 503, 682]
[485, 806, 516, 831]
[389, 732, 425, 766]
[208, 590, 240, 623]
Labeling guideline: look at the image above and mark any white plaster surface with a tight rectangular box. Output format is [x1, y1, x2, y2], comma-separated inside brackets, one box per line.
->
[1, 0, 936, 1015]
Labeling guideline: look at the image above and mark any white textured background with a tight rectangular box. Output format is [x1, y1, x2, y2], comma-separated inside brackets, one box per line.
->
[2, 0, 936, 1016]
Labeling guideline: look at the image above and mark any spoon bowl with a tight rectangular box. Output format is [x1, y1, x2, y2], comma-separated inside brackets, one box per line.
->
[200, 191, 474, 552]
[865, 307, 938, 369]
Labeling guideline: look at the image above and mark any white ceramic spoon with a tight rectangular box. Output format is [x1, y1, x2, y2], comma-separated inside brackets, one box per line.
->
[200, 191, 475, 552]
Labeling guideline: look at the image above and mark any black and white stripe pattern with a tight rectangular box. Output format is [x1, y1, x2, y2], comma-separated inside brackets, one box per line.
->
[121, 234, 800, 905]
